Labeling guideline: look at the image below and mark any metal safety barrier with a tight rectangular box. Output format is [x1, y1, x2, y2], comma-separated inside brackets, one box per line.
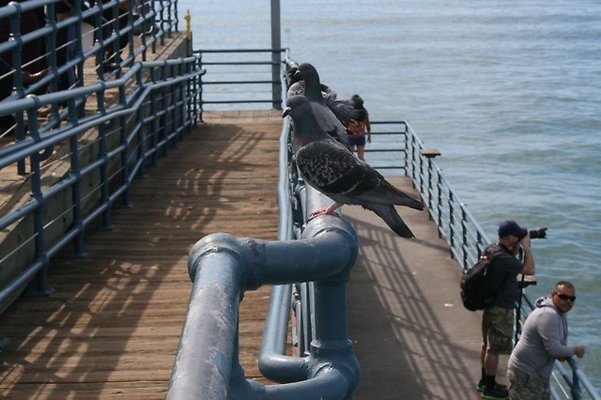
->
[384, 123, 601, 400]
[0, 0, 201, 315]
[166, 62, 359, 398]
[1, 11, 598, 394]
[164, 53, 600, 400]
[195, 48, 287, 113]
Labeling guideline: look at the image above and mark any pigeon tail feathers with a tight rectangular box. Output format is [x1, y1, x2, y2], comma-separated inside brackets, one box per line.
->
[367, 204, 415, 238]
[372, 179, 424, 210]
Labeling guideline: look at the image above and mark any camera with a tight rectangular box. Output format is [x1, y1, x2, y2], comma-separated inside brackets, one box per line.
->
[529, 227, 548, 239]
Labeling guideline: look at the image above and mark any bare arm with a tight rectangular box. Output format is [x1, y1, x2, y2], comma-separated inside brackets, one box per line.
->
[520, 234, 535, 275]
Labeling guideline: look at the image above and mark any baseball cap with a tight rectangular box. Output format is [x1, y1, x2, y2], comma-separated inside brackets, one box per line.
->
[498, 220, 528, 239]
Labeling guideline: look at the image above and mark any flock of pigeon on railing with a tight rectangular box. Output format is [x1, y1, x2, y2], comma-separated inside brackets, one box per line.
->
[283, 62, 424, 238]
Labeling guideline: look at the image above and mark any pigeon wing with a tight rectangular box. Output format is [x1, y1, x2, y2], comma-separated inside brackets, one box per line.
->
[296, 141, 372, 195]
[287, 81, 305, 98]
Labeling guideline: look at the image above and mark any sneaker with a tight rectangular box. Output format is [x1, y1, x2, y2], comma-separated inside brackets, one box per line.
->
[482, 383, 509, 400]
[477, 380, 507, 393]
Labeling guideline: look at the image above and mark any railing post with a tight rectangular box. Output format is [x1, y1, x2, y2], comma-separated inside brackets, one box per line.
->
[67, 99, 86, 256]
[419, 148, 441, 220]
[20, 102, 52, 297]
[436, 172, 443, 238]
[570, 360, 583, 400]
[271, 0, 282, 109]
[460, 206, 468, 268]
[448, 191, 455, 259]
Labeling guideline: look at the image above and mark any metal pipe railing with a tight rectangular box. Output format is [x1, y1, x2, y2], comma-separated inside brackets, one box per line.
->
[2, 36, 597, 398]
[167, 80, 360, 397]
[176, 54, 580, 397]
[0, 47, 203, 313]
[370, 121, 600, 400]
[194, 48, 287, 111]
[167, 199, 360, 399]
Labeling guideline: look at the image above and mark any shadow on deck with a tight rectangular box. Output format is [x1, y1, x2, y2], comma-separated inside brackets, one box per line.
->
[0, 111, 281, 399]
[0, 110, 491, 399]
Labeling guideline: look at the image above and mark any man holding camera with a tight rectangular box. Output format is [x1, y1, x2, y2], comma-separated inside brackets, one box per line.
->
[479, 220, 536, 400]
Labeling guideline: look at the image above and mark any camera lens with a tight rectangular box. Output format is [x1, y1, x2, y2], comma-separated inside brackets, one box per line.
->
[529, 228, 548, 239]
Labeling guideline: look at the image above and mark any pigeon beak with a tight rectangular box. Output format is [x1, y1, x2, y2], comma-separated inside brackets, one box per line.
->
[282, 107, 291, 118]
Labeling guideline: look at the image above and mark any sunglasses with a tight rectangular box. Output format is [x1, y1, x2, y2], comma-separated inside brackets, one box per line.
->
[554, 293, 576, 302]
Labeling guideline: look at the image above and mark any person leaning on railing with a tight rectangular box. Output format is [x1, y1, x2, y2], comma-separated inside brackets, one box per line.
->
[478, 220, 536, 400]
[508, 281, 585, 400]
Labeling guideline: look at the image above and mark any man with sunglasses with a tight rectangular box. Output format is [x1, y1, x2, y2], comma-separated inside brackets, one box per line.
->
[479, 220, 536, 399]
[507, 281, 586, 399]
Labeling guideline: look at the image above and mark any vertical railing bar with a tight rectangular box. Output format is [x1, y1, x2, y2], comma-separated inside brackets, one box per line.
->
[118, 88, 131, 207]
[448, 191, 455, 259]
[158, 0, 165, 46]
[126, 0, 135, 65]
[67, 98, 86, 256]
[27, 105, 52, 296]
[150, 66, 160, 157]
[149, 0, 158, 53]
[160, 62, 168, 153]
[9, 5, 28, 175]
[436, 172, 443, 238]
[98, 114, 113, 230]
[73, 0, 86, 91]
[461, 206, 468, 268]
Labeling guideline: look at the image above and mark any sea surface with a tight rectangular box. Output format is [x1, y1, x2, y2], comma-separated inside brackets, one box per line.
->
[179, 0, 601, 386]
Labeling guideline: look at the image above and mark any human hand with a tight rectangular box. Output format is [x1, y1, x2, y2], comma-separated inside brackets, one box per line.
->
[574, 345, 585, 358]
[521, 234, 532, 248]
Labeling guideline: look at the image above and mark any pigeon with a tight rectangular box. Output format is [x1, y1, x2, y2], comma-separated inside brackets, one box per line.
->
[287, 63, 359, 145]
[287, 62, 338, 101]
[283, 95, 424, 238]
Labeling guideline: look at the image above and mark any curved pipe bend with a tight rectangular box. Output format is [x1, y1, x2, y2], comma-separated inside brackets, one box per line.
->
[187, 214, 358, 290]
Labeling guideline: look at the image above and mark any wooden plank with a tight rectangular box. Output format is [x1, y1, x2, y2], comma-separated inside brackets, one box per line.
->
[0, 111, 282, 399]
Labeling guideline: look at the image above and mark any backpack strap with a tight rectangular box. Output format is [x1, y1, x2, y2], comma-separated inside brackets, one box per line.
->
[484, 247, 510, 302]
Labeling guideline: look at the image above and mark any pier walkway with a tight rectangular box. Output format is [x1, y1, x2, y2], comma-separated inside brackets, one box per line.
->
[0, 110, 495, 399]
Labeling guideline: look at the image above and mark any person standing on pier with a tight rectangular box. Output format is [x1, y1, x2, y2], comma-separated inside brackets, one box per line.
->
[345, 94, 371, 161]
[507, 281, 585, 400]
[479, 220, 536, 400]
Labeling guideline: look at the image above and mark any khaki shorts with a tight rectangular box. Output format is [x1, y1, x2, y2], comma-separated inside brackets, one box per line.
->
[508, 367, 550, 400]
[482, 306, 514, 354]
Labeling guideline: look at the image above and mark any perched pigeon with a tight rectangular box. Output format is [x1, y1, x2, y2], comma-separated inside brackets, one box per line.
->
[283, 95, 424, 238]
[287, 62, 338, 101]
[287, 63, 359, 145]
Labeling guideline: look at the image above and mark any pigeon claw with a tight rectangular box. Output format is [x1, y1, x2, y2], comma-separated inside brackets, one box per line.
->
[308, 203, 340, 220]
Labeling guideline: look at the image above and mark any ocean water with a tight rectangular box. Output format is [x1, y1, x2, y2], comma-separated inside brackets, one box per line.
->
[180, 0, 601, 386]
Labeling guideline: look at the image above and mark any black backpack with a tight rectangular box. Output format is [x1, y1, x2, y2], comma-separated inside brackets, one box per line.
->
[460, 251, 505, 311]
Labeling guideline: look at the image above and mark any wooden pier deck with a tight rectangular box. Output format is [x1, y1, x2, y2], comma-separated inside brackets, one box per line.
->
[0, 110, 495, 399]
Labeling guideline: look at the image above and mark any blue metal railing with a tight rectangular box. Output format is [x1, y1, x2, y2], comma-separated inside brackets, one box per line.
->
[166, 57, 361, 400]
[194, 48, 286, 112]
[2, 18, 598, 396]
[0, 1, 202, 316]
[0, 57, 204, 309]
[162, 53, 600, 399]
[378, 122, 601, 400]
[1, 0, 178, 145]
